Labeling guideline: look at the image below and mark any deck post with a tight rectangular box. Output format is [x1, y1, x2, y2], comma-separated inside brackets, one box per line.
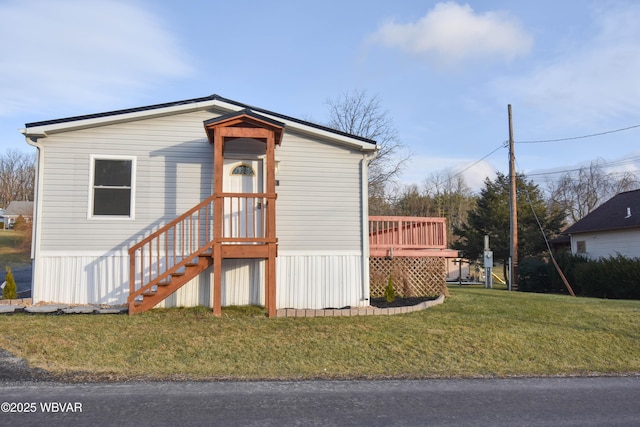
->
[267, 243, 277, 318]
[212, 125, 224, 316]
[213, 242, 222, 316]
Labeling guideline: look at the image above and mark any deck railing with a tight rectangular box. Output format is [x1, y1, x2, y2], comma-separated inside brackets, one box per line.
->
[128, 193, 276, 301]
[369, 216, 448, 257]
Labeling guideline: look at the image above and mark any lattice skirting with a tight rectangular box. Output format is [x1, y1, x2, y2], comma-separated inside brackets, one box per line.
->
[370, 256, 448, 298]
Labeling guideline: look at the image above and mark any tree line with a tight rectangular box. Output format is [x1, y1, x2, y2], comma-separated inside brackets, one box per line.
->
[324, 90, 640, 270]
[0, 150, 35, 209]
[366, 163, 639, 284]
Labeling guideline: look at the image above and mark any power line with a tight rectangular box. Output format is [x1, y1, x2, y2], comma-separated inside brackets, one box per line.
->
[420, 141, 507, 195]
[448, 142, 507, 181]
[525, 156, 640, 177]
[516, 123, 640, 144]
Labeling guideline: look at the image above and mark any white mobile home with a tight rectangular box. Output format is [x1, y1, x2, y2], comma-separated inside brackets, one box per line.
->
[21, 95, 377, 316]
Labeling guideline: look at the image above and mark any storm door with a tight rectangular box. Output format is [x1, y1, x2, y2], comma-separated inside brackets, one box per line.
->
[222, 159, 264, 241]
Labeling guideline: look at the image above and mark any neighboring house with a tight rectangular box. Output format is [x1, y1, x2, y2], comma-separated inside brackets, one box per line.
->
[21, 95, 379, 316]
[562, 189, 640, 260]
[2, 201, 34, 229]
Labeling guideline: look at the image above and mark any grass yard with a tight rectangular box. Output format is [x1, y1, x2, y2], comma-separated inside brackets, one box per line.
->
[0, 230, 31, 268]
[0, 287, 638, 381]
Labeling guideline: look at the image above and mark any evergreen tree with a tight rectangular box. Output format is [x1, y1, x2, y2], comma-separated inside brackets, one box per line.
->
[453, 173, 565, 277]
[3, 266, 17, 300]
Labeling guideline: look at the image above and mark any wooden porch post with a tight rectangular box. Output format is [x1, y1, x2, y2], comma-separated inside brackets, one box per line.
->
[213, 129, 224, 317]
[266, 129, 277, 317]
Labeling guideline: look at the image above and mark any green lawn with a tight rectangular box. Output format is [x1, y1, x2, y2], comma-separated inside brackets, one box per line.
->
[0, 287, 638, 381]
[0, 230, 31, 269]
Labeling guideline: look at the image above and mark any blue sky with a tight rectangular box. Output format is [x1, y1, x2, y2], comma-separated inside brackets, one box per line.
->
[2, 0, 640, 192]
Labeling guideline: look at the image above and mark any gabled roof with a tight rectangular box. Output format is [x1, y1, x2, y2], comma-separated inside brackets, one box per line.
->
[21, 94, 377, 151]
[563, 189, 640, 234]
[203, 109, 285, 145]
[3, 201, 34, 217]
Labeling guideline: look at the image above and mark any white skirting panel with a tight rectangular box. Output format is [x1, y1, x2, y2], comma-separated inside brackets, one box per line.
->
[34, 252, 366, 310]
[35, 253, 130, 305]
[154, 267, 211, 309]
[221, 259, 265, 306]
[34, 253, 263, 308]
[276, 253, 366, 309]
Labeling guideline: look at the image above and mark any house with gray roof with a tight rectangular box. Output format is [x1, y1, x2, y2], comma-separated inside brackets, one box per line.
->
[562, 189, 640, 259]
[2, 201, 34, 229]
[20, 95, 380, 316]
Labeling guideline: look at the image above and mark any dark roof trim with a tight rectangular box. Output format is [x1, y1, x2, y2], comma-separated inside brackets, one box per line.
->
[203, 108, 285, 129]
[25, 94, 377, 145]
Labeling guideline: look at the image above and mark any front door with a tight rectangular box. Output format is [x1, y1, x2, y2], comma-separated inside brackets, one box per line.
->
[222, 159, 264, 240]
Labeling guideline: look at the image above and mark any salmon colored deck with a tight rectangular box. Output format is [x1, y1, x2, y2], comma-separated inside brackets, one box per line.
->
[369, 216, 459, 258]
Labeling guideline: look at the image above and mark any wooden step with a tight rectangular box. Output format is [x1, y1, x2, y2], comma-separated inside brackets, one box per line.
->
[129, 252, 214, 315]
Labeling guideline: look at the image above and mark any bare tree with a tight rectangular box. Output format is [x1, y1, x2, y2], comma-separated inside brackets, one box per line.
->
[547, 159, 639, 224]
[325, 89, 410, 191]
[0, 150, 35, 208]
[424, 171, 475, 245]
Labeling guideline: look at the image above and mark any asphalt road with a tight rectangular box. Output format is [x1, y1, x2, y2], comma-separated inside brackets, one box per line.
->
[1, 377, 638, 426]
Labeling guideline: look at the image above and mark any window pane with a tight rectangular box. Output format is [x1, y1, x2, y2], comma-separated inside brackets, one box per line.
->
[94, 188, 131, 216]
[95, 160, 132, 186]
[232, 165, 254, 176]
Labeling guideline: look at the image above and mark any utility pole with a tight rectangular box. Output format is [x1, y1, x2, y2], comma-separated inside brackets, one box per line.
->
[508, 104, 518, 291]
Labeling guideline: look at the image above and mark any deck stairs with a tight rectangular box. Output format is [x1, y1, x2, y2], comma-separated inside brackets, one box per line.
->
[127, 192, 274, 315]
[129, 254, 213, 314]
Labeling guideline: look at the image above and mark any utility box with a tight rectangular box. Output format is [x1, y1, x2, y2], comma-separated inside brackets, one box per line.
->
[483, 251, 493, 268]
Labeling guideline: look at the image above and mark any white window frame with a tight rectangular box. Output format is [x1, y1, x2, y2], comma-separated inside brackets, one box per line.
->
[88, 154, 137, 220]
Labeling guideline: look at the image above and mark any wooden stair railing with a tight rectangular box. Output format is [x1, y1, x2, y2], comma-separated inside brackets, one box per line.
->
[128, 193, 276, 314]
[128, 194, 216, 314]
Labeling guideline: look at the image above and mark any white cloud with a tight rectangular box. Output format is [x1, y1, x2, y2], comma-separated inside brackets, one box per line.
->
[369, 2, 533, 68]
[401, 154, 497, 193]
[0, 0, 192, 116]
[493, 3, 640, 127]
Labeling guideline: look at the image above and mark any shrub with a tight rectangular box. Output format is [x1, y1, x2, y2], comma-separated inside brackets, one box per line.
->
[384, 274, 395, 303]
[12, 215, 26, 231]
[3, 266, 17, 300]
[519, 257, 552, 293]
[15, 220, 32, 254]
[546, 253, 640, 300]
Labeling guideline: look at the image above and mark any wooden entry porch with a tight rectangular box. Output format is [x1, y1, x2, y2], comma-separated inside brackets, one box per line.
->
[128, 110, 282, 316]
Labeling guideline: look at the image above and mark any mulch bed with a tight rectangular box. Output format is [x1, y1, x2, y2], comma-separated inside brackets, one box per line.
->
[370, 296, 439, 309]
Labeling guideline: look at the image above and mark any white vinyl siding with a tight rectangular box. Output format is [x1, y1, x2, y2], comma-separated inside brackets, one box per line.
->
[38, 110, 217, 252]
[571, 229, 640, 260]
[275, 129, 363, 252]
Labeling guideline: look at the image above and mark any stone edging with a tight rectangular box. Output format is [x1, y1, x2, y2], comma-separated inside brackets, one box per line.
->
[0, 295, 446, 317]
[0, 298, 32, 306]
[0, 301, 128, 315]
[276, 295, 445, 318]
